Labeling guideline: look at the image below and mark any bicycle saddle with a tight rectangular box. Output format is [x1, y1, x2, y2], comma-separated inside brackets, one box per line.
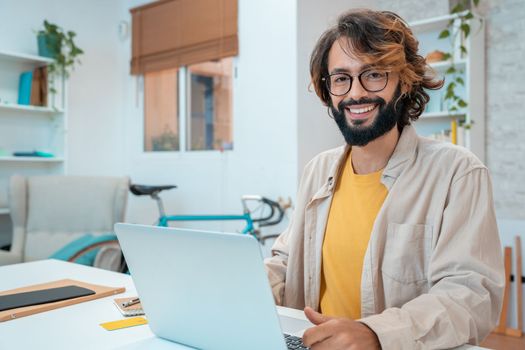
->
[129, 184, 177, 196]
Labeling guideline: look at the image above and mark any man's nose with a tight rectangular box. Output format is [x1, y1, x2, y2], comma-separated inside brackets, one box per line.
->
[346, 78, 368, 101]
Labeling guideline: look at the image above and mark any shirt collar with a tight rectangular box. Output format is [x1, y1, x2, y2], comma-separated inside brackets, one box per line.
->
[320, 124, 418, 194]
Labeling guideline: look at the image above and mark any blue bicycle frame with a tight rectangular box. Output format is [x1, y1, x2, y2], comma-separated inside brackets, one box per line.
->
[158, 213, 255, 234]
[128, 184, 282, 240]
[153, 195, 271, 237]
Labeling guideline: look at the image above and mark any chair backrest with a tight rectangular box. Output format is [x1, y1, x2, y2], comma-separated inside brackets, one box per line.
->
[9, 175, 129, 262]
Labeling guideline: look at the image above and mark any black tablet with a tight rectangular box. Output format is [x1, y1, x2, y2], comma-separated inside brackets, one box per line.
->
[0, 285, 95, 311]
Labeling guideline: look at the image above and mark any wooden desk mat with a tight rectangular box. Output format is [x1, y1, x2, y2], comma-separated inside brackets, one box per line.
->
[0, 278, 125, 322]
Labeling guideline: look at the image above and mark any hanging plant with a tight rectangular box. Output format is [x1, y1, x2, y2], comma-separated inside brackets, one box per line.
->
[437, 0, 483, 115]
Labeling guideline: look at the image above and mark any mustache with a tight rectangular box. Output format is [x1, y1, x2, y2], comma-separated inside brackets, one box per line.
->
[336, 97, 386, 111]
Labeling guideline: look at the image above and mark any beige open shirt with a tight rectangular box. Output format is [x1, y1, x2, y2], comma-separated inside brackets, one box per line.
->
[265, 125, 504, 349]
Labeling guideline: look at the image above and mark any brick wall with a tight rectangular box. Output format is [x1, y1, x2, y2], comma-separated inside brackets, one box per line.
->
[377, 0, 525, 219]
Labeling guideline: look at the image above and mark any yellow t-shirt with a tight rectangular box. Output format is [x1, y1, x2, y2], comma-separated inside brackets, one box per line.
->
[319, 153, 388, 319]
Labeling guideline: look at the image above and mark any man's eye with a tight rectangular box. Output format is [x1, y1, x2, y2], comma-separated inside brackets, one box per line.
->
[332, 75, 349, 84]
[364, 71, 386, 80]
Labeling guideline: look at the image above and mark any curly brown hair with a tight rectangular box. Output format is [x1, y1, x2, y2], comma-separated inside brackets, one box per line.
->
[310, 9, 444, 127]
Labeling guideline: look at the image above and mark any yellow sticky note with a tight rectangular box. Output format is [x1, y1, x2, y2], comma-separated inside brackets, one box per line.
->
[100, 316, 148, 331]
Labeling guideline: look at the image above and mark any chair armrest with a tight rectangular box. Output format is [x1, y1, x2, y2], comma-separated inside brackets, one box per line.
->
[0, 250, 23, 266]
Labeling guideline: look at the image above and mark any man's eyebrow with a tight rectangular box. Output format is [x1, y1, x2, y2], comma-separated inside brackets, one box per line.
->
[329, 64, 375, 74]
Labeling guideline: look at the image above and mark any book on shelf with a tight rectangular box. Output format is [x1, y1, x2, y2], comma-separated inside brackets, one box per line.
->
[451, 119, 457, 145]
[30, 67, 48, 107]
[17, 71, 33, 105]
[17, 67, 48, 107]
[12, 151, 55, 158]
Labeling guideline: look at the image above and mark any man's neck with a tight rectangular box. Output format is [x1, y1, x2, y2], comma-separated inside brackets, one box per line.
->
[350, 126, 401, 175]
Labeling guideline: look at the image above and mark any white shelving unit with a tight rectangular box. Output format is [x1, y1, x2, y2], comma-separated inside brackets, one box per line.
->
[0, 156, 65, 163]
[0, 102, 63, 114]
[409, 13, 485, 163]
[0, 50, 67, 221]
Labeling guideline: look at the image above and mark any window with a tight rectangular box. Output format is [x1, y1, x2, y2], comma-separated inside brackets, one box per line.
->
[144, 68, 179, 152]
[131, 0, 237, 153]
[188, 57, 233, 151]
[143, 57, 233, 153]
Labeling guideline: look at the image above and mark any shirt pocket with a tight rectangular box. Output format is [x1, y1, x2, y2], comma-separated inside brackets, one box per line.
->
[381, 223, 433, 284]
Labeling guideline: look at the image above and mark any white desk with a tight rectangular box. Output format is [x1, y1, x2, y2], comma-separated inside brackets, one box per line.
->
[0, 260, 489, 350]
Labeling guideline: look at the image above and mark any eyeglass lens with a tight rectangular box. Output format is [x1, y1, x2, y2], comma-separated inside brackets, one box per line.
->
[326, 70, 388, 95]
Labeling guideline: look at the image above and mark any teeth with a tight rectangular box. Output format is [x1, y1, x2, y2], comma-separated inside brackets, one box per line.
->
[349, 105, 376, 114]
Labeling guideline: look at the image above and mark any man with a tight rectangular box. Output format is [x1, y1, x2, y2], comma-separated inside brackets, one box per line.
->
[265, 9, 504, 349]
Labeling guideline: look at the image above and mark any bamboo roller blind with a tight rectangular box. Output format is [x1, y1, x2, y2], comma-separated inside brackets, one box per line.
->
[130, 0, 238, 75]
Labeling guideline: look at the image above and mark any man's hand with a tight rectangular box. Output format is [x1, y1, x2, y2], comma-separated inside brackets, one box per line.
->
[302, 307, 381, 350]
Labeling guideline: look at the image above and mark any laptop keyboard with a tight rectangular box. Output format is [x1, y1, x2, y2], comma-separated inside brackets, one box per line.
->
[284, 334, 309, 350]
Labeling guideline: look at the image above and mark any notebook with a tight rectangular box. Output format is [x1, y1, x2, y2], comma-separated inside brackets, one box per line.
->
[115, 223, 312, 350]
[113, 297, 145, 317]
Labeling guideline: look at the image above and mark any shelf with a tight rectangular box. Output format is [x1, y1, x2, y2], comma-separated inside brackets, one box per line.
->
[0, 156, 64, 163]
[409, 11, 476, 32]
[420, 111, 466, 119]
[0, 208, 9, 215]
[429, 59, 467, 70]
[0, 50, 53, 66]
[0, 103, 63, 115]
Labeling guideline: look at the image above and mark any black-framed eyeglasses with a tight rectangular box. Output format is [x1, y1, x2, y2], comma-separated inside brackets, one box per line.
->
[322, 70, 389, 96]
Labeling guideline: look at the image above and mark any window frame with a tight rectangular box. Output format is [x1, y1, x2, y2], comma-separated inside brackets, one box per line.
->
[139, 60, 235, 157]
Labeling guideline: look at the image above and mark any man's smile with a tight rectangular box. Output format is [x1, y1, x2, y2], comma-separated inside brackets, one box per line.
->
[344, 103, 378, 120]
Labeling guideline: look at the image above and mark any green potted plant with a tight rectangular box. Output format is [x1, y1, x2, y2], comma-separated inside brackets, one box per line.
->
[37, 20, 84, 78]
[152, 126, 180, 151]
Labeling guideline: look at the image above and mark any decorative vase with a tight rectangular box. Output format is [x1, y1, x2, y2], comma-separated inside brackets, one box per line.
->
[37, 33, 59, 58]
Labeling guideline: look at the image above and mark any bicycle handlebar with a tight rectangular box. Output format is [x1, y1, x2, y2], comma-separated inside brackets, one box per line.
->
[259, 197, 285, 227]
[241, 195, 285, 227]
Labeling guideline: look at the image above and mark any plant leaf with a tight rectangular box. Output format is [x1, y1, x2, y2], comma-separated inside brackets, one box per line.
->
[455, 76, 465, 85]
[446, 66, 456, 75]
[439, 29, 450, 39]
[451, 4, 463, 13]
[473, 0, 480, 6]
[458, 99, 468, 108]
[460, 45, 468, 55]
[442, 52, 452, 60]
[461, 23, 470, 38]
[465, 12, 474, 20]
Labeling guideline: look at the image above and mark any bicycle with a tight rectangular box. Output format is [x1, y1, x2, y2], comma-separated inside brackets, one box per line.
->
[53, 184, 289, 273]
[129, 183, 289, 244]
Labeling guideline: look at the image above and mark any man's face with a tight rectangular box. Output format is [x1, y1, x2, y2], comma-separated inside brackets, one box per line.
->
[327, 39, 403, 146]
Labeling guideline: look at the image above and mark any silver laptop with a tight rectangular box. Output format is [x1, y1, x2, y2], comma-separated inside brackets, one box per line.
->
[114, 223, 312, 350]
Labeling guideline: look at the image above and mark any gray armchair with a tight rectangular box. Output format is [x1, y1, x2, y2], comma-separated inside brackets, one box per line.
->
[0, 175, 129, 265]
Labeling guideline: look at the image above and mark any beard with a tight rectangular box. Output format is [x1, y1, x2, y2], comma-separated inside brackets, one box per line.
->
[330, 87, 404, 147]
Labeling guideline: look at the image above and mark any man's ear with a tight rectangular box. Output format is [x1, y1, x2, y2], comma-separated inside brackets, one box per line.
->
[400, 80, 411, 96]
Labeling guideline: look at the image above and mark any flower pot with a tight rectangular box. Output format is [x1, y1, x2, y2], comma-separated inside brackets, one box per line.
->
[37, 33, 59, 59]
